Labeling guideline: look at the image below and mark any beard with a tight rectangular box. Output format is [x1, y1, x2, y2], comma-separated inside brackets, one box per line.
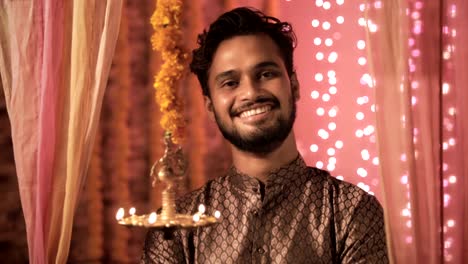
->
[213, 97, 296, 155]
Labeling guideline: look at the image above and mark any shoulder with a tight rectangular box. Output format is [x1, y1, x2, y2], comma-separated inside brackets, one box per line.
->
[304, 167, 383, 212]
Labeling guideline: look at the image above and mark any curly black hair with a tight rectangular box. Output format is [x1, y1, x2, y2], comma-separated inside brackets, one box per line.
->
[189, 7, 297, 97]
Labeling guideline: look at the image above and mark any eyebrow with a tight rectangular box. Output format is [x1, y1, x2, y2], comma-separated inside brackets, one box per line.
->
[214, 70, 237, 84]
[213, 61, 281, 84]
[253, 61, 281, 70]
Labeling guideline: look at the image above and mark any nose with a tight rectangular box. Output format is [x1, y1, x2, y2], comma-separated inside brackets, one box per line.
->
[238, 77, 260, 101]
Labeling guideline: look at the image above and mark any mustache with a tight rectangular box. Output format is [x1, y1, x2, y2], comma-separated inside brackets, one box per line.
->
[231, 96, 280, 116]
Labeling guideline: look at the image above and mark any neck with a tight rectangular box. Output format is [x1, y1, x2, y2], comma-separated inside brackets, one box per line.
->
[230, 131, 299, 182]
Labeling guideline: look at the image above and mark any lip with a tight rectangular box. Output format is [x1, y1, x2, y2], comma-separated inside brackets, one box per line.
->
[232, 102, 276, 117]
[238, 105, 272, 118]
[234, 103, 276, 124]
[238, 110, 272, 124]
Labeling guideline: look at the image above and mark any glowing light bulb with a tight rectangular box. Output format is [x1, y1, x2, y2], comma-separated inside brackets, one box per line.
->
[315, 73, 324, 82]
[356, 112, 365, 120]
[448, 175, 456, 183]
[443, 83, 450, 94]
[405, 236, 412, 243]
[448, 138, 455, 146]
[318, 129, 329, 139]
[358, 57, 367, 65]
[116, 208, 125, 220]
[401, 208, 410, 217]
[316, 107, 325, 116]
[314, 37, 322, 45]
[214, 210, 221, 219]
[357, 168, 368, 177]
[129, 207, 136, 216]
[311, 19, 320, 27]
[328, 107, 338, 117]
[357, 40, 366, 49]
[368, 23, 378, 33]
[310, 144, 319, 152]
[336, 16, 344, 24]
[358, 17, 366, 26]
[311, 90, 320, 99]
[448, 107, 456, 115]
[400, 175, 408, 184]
[447, 219, 455, 227]
[355, 129, 364, 137]
[361, 149, 370, 160]
[335, 140, 343, 149]
[328, 52, 338, 63]
[316, 161, 324, 168]
[198, 204, 206, 214]
[193, 214, 200, 222]
[148, 212, 157, 224]
[360, 73, 373, 87]
[316, 52, 324, 60]
[363, 125, 375, 135]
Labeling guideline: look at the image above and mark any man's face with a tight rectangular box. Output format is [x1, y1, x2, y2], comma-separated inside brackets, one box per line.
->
[205, 34, 299, 154]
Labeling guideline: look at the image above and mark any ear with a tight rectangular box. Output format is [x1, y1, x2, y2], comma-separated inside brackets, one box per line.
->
[204, 96, 216, 121]
[290, 73, 300, 101]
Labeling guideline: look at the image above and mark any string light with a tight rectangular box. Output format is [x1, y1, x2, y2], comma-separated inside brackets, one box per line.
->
[292, 3, 460, 259]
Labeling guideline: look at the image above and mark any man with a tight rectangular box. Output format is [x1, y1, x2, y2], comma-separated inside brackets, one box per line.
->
[141, 7, 388, 263]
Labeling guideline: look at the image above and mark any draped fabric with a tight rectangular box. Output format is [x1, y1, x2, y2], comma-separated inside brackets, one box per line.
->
[367, 0, 468, 263]
[0, 1, 123, 263]
[2, 0, 467, 263]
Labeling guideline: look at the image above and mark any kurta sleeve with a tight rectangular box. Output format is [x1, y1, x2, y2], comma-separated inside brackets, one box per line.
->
[340, 194, 389, 264]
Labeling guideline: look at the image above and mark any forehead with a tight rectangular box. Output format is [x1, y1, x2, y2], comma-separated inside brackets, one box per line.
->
[208, 34, 284, 78]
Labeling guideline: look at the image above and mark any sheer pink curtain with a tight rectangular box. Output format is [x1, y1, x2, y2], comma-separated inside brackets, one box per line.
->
[0, 1, 122, 263]
[368, 0, 468, 263]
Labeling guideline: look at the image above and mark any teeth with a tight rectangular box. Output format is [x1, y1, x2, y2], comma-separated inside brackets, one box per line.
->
[239, 106, 271, 118]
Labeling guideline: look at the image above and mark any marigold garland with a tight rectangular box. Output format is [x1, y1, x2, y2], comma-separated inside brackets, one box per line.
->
[150, 0, 188, 144]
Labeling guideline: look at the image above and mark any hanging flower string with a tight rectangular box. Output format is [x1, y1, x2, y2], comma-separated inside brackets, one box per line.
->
[150, 0, 188, 144]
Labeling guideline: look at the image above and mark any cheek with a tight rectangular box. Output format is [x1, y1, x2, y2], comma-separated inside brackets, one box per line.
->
[271, 80, 293, 100]
[212, 93, 234, 113]
[220, 97, 231, 107]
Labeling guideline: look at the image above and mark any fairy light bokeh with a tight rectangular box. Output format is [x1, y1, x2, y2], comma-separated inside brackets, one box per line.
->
[281, 0, 380, 200]
[440, 1, 459, 262]
[280, 0, 461, 261]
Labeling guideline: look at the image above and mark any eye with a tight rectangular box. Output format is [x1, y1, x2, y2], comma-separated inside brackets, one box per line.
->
[259, 70, 278, 80]
[221, 80, 238, 89]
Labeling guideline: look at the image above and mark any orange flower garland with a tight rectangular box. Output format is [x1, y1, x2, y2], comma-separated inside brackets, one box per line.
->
[150, 0, 188, 144]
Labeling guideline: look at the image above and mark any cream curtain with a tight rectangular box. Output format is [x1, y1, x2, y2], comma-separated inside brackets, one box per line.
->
[0, 1, 122, 263]
[368, 0, 467, 262]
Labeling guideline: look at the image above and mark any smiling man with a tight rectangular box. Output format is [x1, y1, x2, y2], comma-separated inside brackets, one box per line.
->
[141, 7, 388, 264]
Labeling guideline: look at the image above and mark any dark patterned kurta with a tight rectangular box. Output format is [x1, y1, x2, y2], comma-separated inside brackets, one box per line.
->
[141, 156, 388, 263]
